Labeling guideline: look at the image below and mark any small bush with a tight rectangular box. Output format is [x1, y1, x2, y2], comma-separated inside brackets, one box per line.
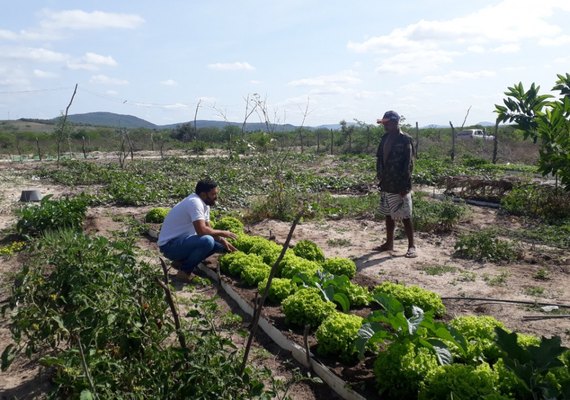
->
[322, 257, 356, 279]
[282, 287, 336, 328]
[316, 311, 363, 361]
[413, 193, 468, 233]
[144, 207, 170, 223]
[293, 239, 325, 263]
[501, 184, 570, 222]
[257, 277, 297, 303]
[454, 229, 522, 263]
[372, 281, 446, 317]
[16, 194, 88, 236]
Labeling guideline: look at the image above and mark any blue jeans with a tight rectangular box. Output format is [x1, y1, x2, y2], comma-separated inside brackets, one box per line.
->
[159, 235, 225, 273]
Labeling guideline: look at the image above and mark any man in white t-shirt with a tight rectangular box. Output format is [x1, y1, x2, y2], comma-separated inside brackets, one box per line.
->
[158, 179, 237, 279]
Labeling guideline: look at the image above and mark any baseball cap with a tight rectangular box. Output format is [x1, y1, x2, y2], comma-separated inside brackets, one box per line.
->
[377, 110, 400, 124]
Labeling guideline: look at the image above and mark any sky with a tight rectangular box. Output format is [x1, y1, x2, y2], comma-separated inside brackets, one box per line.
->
[1, 0, 570, 128]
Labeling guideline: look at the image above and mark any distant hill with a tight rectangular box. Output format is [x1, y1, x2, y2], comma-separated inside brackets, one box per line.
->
[63, 112, 157, 129]
[40, 112, 300, 132]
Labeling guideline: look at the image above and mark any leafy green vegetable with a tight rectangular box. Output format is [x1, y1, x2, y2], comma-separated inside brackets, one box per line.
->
[257, 277, 296, 303]
[322, 257, 356, 279]
[212, 216, 244, 234]
[293, 239, 325, 263]
[372, 281, 446, 317]
[281, 287, 336, 328]
[316, 311, 362, 361]
[144, 207, 170, 223]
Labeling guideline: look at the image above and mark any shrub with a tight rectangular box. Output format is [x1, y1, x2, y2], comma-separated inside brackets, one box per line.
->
[16, 194, 88, 236]
[257, 277, 296, 303]
[372, 281, 446, 317]
[316, 311, 362, 361]
[322, 257, 356, 279]
[501, 184, 570, 222]
[293, 239, 325, 263]
[373, 341, 440, 399]
[279, 254, 322, 279]
[454, 229, 522, 263]
[144, 207, 170, 223]
[413, 194, 468, 233]
[0, 241, 26, 256]
[212, 216, 244, 234]
[282, 287, 336, 328]
[419, 362, 508, 400]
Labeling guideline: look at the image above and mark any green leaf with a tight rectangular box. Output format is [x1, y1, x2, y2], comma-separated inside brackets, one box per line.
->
[332, 293, 350, 313]
[1, 344, 16, 371]
[80, 389, 94, 400]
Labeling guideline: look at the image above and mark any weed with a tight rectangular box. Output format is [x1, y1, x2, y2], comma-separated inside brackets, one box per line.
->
[483, 271, 509, 286]
[533, 268, 551, 281]
[454, 229, 522, 263]
[422, 264, 458, 276]
[454, 271, 477, 282]
[524, 286, 545, 297]
[326, 238, 352, 247]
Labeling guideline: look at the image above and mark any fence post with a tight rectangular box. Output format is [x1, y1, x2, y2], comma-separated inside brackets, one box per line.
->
[415, 122, 419, 158]
[330, 129, 334, 155]
[449, 121, 456, 162]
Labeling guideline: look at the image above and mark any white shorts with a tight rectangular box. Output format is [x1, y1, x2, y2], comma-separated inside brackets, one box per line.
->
[380, 192, 413, 220]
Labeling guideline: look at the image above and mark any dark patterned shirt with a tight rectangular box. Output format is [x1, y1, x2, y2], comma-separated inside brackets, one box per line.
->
[376, 131, 414, 194]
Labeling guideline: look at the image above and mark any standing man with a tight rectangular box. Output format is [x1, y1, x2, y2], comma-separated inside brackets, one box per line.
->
[375, 110, 417, 258]
[158, 179, 237, 281]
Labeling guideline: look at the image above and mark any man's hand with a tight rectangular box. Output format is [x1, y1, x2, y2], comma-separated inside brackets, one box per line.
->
[219, 230, 238, 240]
[219, 237, 237, 252]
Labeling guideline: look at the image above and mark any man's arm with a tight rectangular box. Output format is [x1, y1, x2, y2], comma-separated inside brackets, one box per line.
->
[193, 220, 237, 240]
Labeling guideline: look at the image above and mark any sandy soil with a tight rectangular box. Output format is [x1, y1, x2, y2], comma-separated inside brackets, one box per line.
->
[1, 161, 569, 399]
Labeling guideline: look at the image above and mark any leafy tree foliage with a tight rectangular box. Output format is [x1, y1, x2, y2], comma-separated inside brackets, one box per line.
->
[495, 73, 570, 189]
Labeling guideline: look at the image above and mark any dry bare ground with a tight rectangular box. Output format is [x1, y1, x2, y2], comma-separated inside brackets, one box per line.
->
[1, 160, 569, 399]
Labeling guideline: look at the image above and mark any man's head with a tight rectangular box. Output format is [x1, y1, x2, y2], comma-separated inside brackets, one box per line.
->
[195, 179, 219, 206]
[377, 110, 400, 133]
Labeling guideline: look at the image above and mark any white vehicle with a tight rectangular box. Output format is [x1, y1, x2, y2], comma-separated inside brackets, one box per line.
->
[457, 129, 494, 141]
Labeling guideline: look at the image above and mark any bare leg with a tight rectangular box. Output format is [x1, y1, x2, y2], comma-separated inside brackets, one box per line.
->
[402, 218, 415, 249]
[374, 216, 395, 252]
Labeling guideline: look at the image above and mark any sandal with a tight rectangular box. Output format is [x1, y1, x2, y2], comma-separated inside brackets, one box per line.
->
[405, 247, 418, 258]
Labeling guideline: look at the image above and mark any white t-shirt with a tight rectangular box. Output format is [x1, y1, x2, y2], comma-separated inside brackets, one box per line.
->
[157, 193, 210, 246]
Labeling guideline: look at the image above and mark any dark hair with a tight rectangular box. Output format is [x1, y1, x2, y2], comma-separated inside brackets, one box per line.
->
[195, 179, 218, 194]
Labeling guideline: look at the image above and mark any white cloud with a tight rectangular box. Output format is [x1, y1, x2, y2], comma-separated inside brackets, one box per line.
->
[375, 49, 457, 75]
[347, 0, 569, 76]
[68, 52, 117, 70]
[90, 74, 129, 85]
[539, 35, 570, 46]
[492, 44, 520, 53]
[40, 9, 145, 30]
[160, 79, 178, 86]
[0, 47, 68, 62]
[33, 69, 57, 78]
[207, 62, 255, 71]
[288, 71, 361, 87]
[422, 70, 496, 84]
[249, 80, 262, 85]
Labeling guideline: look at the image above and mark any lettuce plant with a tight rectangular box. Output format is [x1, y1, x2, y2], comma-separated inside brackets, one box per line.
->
[144, 207, 170, 223]
[219, 251, 265, 277]
[240, 262, 270, 286]
[212, 216, 244, 234]
[322, 257, 356, 279]
[257, 277, 296, 303]
[372, 281, 446, 317]
[281, 287, 336, 328]
[418, 362, 508, 400]
[279, 254, 321, 279]
[293, 239, 325, 263]
[316, 311, 362, 361]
